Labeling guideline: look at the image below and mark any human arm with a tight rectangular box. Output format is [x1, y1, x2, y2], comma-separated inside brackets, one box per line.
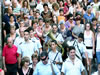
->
[92, 31, 95, 55]
[2, 56, 7, 72]
[18, 54, 22, 68]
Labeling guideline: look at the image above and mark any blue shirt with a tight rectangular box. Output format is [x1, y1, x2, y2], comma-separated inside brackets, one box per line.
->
[83, 13, 94, 23]
[33, 60, 60, 75]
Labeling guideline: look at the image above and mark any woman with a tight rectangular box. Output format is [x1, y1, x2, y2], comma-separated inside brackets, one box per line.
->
[23, 13, 32, 28]
[52, 3, 59, 16]
[84, 23, 95, 75]
[4, 26, 19, 45]
[31, 54, 38, 72]
[72, 17, 84, 39]
[18, 56, 33, 75]
[4, 14, 19, 37]
[21, 0, 30, 14]
[59, 0, 64, 9]
[50, 15, 58, 25]
[96, 25, 100, 64]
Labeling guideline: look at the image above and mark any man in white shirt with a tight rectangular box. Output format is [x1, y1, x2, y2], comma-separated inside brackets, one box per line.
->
[61, 46, 85, 75]
[48, 40, 63, 71]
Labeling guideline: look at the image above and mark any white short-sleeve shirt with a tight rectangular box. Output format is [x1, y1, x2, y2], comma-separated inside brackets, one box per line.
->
[61, 57, 84, 75]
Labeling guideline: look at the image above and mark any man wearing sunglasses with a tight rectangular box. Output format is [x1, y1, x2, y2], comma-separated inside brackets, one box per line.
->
[33, 51, 60, 75]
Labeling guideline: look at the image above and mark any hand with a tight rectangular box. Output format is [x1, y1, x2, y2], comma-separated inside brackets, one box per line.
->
[93, 50, 95, 55]
[4, 67, 7, 72]
[87, 60, 89, 66]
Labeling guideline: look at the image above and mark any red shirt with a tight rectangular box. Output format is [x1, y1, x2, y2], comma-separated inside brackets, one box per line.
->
[2, 45, 18, 64]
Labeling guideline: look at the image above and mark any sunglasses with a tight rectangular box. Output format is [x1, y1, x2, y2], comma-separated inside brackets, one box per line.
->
[41, 57, 47, 61]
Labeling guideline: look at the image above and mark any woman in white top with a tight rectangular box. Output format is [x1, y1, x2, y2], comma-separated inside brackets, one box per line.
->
[84, 23, 95, 75]
[96, 25, 100, 64]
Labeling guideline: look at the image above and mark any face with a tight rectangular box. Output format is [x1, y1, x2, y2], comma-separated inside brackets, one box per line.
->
[92, 20, 97, 25]
[24, 32, 29, 41]
[36, 13, 40, 18]
[10, 28, 15, 34]
[33, 23, 37, 29]
[20, 22, 24, 27]
[44, 6, 48, 11]
[51, 42, 57, 50]
[29, 30, 34, 38]
[69, 49, 75, 59]
[76, 20, 80, 25]
[32, 58, 38, 64]
[10, 16, 14, 22]
[45, 22, 50, 27]
[7, 38, 13, 47]
[19, 28, 24, 37]
[41, 56, 48, 65]
[69, 17, 73, 23]
[53, 25, 58, 33]
[24, 1, 28, 7]
[78, 38, 83, 43]
[86, 24, 90, 30]
[24, 61, 29, 68]
[39, 20, 43, 25]
[59, 1, 63, 6]
[8, 7, 12, 14]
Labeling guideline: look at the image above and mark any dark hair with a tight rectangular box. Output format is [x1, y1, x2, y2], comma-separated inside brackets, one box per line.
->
[27, 26, 34, 32]
[51, 40, 57, 44]
[69, 46, 75, 52]
[52, 24, 58, 28]
[31, 53, 38, 60]
[67, 13, 73, 20]
[59, 8, 64, 12]
[85, 22, 93, 31]
[78, 33, 84, 40]
[43, 3, 48, 8]
[24, 29, 29, 33]
[92, 17, 97, 22]
[40, 51, 48, 58]
[9, 14, 15, 18]
[32, 19, 38, 25]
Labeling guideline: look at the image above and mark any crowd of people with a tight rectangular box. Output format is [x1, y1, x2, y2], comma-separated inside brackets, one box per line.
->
[1, 0, 100, 75]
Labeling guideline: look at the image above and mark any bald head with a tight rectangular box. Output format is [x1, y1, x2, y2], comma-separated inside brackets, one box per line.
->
[7, 37, 13, 47]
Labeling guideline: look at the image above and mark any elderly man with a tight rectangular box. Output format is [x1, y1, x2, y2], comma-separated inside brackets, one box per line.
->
[2, 37, 18, 75]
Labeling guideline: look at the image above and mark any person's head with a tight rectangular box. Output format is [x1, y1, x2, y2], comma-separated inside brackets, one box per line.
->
[43, 3, 49, 11]
[35, 11, 40, 19]
[23, 13, 28, 20]
[8, 6, 13, 14]
[19, 20, 24, 27]
[32, 20, 38, 29]
[28, 27, 34, 38]
[21, 56, 30, 68]
[76, 17, 81, 25]
[40, 51, 48, 65]
[59, 20, 65, 29]
[32, 54, 38, 65]
[92, 17, 97, 26]
[68, 13, 73, 23]
[52, 15, 58, 23]
[10, 26, 16, 34]
[68, 46, 76, 60]
[9, 14, 15, 22]
[85, 22, 93, 31]
[76, 12, 82, 18]
[87, 5, 92, 14]
[12, 0, 17, 8]
[24, 29, 30, 41]
[52, 3, 59, 11]
[59, 8, 64, 16]
[45, 19, 50, 27]
[51, 40, 57, 51]
[22, 0, 29, 8]
[78, 33, 84, 43]
[52, 24, 58, 34]
[59, 0, 64, 7]
[7, 37, 13, 47]
[38, 18, 43, 26]
[19, 27, 25, 37]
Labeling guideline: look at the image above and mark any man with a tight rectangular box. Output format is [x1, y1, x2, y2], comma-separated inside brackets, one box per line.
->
[14, 27, 25, 47]
[33, 51, 60, 75]
[67, 33, 89, 63]
[17, 29, 37, 68]
[2, 37, 18, 75]
[45, 24, 64, 44]
[48, 40, 63, 71]
[61, 46, 85, 75]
